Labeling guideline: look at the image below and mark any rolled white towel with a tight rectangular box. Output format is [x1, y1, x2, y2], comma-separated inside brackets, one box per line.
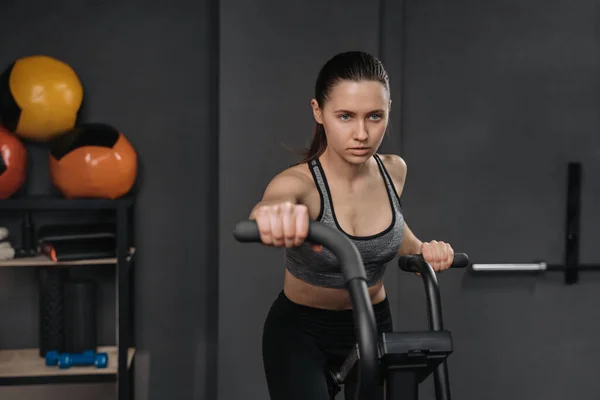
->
[0, 241, 11, 250]
[0, 227, 8, 241]
[0, 246, 15, 261]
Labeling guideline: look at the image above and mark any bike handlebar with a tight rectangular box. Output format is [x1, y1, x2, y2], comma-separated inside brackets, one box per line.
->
[398, 253, 470, 273]
[397, 252, 469, 400]
[233, 220, 378, 400]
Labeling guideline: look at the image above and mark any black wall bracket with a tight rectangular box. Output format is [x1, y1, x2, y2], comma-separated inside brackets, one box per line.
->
[564, 162, 581, 284]
[470, 162, 599, 282]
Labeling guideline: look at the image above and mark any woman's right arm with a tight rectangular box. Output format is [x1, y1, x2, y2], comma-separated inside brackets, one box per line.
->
[249, 170, 311, 249]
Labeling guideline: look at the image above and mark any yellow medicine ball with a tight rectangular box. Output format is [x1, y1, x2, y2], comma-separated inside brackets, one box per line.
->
[0, 55, 83, 142]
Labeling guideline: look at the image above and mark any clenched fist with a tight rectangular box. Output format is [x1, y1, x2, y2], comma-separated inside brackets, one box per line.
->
[253, 202, 322, 252]
[421, 240, 454, 272]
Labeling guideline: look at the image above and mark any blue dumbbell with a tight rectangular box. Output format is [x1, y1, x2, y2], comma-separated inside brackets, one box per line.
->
[45, 350, 95, 366]
[58, 351, 108, 369]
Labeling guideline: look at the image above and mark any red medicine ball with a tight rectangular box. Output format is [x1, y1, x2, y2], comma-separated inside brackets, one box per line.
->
[0, 125, 27, 199]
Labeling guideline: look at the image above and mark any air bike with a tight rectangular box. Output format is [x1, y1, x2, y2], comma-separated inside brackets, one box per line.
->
[233, 220, 469, 400]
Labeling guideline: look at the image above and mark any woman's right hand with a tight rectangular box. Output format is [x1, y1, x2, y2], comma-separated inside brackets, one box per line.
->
[253, 201, 323, 252]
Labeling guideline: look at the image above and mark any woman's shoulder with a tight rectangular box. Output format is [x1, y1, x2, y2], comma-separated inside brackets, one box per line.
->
[265, 162, 314, 192]
[377, 153, 407, 180]
[377, 153, 407, 191]
[280, 162, 313, 181]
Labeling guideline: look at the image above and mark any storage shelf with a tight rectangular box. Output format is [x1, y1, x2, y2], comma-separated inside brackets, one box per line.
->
[0, 255, 117, 268]
[0, 195, 135, 210]
[0, 346, 135, 386]
[0, 249, 136, 268]
[0, 195, 136, 397]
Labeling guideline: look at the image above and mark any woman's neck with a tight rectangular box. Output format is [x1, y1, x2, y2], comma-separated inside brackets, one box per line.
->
[320, 147, 372, 183]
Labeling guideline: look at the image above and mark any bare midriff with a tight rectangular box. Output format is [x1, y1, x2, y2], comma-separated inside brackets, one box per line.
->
[282, 269, 387, 310]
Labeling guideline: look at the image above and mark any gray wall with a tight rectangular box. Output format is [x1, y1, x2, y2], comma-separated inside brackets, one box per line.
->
[0, 1, 218, 399]
[396, 0, 600, 399]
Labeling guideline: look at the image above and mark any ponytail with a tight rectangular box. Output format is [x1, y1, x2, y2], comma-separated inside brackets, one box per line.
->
[298, 123, 327, 164]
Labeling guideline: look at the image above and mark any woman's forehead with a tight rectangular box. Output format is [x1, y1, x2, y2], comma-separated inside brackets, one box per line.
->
[326, 81, 389, 110]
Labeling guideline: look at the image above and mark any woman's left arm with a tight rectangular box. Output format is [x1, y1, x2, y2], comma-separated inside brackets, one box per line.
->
[399, 224, 454, 272]
[381, 153, 454, 272]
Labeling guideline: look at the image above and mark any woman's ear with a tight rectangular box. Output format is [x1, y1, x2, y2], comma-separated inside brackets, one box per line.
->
[310, 99, 324, 124]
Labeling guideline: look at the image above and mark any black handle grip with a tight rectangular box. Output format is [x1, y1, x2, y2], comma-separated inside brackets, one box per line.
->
[398, 253, 470, 273]
[233, 220, 378, 400]
[232, 220, 261, 242]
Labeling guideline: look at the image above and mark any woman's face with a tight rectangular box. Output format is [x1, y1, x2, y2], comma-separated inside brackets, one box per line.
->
[311, 80, 390, 163]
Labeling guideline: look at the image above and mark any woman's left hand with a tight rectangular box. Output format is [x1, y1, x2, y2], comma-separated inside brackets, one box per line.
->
[421, 240, 454, 272]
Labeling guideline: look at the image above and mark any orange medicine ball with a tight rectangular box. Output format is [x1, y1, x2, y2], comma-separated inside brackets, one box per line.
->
[0, 125, 27, 198]
[49, 123, 137, 199]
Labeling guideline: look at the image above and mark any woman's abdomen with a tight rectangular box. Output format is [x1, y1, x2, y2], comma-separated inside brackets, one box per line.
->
[283, 268, 387, 310]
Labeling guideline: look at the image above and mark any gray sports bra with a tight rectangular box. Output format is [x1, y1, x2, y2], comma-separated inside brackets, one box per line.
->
[284, 154, 405, 289]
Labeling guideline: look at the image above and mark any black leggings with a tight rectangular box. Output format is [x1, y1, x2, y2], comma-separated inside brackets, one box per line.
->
[262, 291, 393, 400]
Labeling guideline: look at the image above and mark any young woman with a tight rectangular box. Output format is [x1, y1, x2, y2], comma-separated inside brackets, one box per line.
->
[249, 51, 455, 400]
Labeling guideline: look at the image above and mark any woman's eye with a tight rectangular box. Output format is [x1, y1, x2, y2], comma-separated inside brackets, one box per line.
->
[340, 114, 350, 121]
[370, 113, 382, 120]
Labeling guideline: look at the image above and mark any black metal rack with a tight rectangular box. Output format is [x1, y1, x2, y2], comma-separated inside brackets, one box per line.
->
[0, 195, 135, 400]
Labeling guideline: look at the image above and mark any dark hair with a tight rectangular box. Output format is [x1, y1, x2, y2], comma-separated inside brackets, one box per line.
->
[299, 51, 390, 164]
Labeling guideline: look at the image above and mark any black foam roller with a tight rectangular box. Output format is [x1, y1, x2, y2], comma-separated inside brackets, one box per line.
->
[39, 268, 65, 357]
[64, 280, 97, 354]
